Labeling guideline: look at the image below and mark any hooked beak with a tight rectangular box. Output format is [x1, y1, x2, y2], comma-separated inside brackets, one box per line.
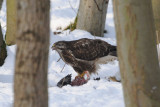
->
[52, 44, 56, 50]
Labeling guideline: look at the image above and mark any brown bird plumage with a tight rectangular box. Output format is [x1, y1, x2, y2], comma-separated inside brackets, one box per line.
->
[52, 38, 117, 76]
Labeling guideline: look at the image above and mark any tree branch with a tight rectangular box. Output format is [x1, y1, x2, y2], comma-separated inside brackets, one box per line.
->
[93, 0, 102, 12]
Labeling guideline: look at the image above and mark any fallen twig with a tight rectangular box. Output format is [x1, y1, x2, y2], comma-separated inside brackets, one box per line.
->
[57, 57, 61, 62]
[68, 0, 77, 14]
[60, 63, 66, 72]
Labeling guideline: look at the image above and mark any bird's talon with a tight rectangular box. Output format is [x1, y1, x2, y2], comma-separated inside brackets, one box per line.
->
[83, 71, 90, 81]
[71, 71, 90, 86]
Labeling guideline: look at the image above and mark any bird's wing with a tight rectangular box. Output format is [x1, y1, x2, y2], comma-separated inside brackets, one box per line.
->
[68, 38, 115, 61]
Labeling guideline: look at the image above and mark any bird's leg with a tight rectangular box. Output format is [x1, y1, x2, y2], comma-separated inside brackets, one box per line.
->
[71, 71, 90, 86]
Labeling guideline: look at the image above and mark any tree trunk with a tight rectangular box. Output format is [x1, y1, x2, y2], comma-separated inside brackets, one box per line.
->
[0, 0, 3, 10]
[5, 0, 16, 45]
[113, 0, 160, 107]
[14, 0, 50, 107]
[77, 0, 109, 37]
[0, 24, 3, 46]
[152, 0, 160, 44]
[0, 23, 3, 47]
[0, 23, 7, 66]
[152, 0, 160, 62]
[0, 0, 3, 46]
[0, 0, 7, 66]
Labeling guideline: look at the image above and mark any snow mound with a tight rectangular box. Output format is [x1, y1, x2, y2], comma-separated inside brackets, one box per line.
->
[0, 0, 124, 106]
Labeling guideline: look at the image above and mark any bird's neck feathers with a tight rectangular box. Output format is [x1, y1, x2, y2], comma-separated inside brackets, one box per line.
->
[56, 49, 63, 53]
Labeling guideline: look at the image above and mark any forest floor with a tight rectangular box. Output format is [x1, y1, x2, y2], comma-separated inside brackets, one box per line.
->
[0, 0, 124, 106]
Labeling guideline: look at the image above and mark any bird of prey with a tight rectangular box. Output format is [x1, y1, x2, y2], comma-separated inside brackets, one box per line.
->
[52, 38, 117, 86]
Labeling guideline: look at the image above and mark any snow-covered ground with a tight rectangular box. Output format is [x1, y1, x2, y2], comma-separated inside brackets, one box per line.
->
[0, 0, 124, 107]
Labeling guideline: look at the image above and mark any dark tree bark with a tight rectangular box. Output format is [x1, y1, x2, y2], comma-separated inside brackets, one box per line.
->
[14, 0, 50, 107]
[0, 0, 3, 9]
[113, 0, 160, 106]
[0, 0, 3, 46]
[0, 0, 7, 66]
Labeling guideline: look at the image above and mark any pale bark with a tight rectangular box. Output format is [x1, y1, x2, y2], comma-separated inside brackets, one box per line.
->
[77, 0, 109, 37]
[113, 0, 160, 107]
[14, 0, 50, 107]
[152, 0, 160, 62]
[5, 0, 16, 45]
[152, 0, 160, 43]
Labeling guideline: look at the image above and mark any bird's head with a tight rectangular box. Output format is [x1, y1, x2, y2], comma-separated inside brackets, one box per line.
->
[52, 41, 67, 51]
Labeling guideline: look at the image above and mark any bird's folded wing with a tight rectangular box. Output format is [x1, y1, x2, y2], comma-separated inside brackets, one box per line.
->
[69, 38, 111, 61]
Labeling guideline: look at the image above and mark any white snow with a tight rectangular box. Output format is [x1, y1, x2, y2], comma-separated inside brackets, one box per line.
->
[0, 0, 124, 107]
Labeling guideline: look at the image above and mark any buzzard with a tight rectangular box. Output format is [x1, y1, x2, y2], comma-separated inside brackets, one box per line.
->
[52, 38, 117, 86]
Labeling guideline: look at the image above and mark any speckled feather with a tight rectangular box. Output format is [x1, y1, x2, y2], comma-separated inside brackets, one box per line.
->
[69, 38, 116, 61]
